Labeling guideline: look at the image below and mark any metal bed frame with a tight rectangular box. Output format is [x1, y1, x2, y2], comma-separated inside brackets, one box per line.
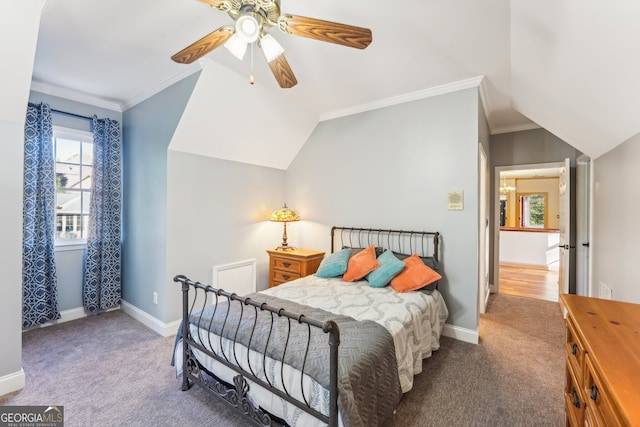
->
[174, 226, 440, 427]
[174, 275, 340, 426]
[331, 226, 440, 263]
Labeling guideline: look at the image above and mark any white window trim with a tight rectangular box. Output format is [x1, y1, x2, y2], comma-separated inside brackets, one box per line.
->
[55, 241, 86, 251]
[53, 126, 93, 142]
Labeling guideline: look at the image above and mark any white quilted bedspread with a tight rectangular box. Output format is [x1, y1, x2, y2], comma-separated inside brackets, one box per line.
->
[261, 275, 449, 393]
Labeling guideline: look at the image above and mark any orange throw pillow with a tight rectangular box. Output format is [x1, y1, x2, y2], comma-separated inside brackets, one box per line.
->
[390, 253, 442, 292]
[343, 245, 380, 282]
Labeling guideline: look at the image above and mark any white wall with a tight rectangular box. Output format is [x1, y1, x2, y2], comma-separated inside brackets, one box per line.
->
[592, 134, 640, 303]
[165, 151, 286, 323]
[500, 230, 559, 268]
[0, 0, 44, 396]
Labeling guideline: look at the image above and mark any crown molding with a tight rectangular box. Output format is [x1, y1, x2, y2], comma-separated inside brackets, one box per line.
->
[30, 80, 123, 112]
[319, 76, 486, 122]
[121, 62, 202, 111]
[30, 62, 203, 114]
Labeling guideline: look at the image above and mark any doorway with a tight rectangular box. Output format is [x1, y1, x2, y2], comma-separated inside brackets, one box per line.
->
[493, 163, 565, 303]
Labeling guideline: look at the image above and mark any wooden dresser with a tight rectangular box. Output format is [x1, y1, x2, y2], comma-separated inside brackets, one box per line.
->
[266, 248, 324, 288]
[561, 294, 640, 426]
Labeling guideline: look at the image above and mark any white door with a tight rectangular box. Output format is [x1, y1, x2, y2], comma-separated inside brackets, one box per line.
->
[576, 155, 591, 296]
[478, 145, 489, 314]
[558, 158, 571, 304]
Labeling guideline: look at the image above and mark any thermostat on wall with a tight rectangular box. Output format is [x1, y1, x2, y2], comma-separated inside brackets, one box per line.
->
[448, 191, 464, 210]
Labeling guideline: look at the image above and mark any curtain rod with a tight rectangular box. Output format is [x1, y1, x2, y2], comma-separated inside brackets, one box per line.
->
[51, 108, 93, 121]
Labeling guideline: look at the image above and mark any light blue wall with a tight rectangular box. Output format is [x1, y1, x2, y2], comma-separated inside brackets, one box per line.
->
[285, 88, 481, 332]
[121, 72, 200, 319]
[27, 91, 122, 312]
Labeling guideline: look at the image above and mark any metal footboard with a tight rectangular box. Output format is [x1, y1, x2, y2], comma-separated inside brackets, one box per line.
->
[174, 275, 340, 427]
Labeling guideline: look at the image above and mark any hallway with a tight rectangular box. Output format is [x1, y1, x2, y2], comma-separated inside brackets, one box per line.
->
[499, 264, 559, 302]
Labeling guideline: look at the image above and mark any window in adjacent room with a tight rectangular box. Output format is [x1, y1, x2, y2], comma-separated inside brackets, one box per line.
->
[53, 127, 94, 243]
[518, 193, 547, 229]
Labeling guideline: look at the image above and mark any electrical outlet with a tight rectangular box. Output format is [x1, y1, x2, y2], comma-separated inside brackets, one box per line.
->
[153, 292, 158, 305]
[599, 282, 612, 300]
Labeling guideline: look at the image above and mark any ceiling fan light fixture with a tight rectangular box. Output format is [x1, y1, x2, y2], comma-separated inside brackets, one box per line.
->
[224, 33, 248, 60]
[259, 33, 284, 62]
[236, 13, 262, 43]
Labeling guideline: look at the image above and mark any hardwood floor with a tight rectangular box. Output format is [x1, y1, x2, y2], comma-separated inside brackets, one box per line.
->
[499, 264, 559, 302]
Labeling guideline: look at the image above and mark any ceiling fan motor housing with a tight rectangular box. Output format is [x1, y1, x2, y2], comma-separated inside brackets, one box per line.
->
[226, 0, 281, 30]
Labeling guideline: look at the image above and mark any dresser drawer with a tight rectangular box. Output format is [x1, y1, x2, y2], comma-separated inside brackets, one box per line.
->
[272, 257, 302, 274]
[585, 405, 597, 427]
[584, 355, 621, 427]
[565, 358, 585, 426]
[565, 315, 585, 385]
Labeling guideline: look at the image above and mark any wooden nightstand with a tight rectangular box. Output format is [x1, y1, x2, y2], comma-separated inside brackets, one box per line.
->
[266, 248, 325, 288]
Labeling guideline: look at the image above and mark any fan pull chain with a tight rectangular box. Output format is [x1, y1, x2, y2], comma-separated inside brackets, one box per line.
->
[249, 43, 255, 85]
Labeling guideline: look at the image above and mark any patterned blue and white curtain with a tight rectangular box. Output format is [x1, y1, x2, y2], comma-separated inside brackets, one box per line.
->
[22, 102, 60, 328]
[82, 117, 122, 313]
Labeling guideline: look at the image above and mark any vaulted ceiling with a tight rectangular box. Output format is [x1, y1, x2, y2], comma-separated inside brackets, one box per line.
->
[30, 0, 640, 160]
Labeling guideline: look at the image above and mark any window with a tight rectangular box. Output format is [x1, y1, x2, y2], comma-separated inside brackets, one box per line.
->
[518, 193, 547, 229]
[53, 127, 93, 242]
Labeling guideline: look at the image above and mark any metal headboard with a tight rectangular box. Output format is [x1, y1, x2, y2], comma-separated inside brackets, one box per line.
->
[330, 226, 440, 262]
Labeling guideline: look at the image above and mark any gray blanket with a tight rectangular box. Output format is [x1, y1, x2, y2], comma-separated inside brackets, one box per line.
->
[190, 292, 402, 427]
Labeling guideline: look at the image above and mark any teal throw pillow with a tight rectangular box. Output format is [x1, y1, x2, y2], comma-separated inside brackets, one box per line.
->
[366, 250, 405, 288]
[315, 248, 351, 278]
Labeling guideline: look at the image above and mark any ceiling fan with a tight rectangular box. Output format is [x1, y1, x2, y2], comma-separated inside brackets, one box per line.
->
[171, 0, 372, 89]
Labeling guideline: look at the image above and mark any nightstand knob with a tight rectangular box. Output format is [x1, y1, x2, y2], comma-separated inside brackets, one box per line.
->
[571, 343, 578, 355]
[282, 262, 292, 268]
[282, 274, 291, 280]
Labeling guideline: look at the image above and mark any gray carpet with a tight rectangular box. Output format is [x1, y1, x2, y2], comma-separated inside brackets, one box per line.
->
[0, 293, 565, 426]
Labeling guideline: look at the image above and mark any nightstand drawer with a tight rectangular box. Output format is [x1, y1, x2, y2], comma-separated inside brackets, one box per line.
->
[273, 258, 302, 274]
[266, 248, 325, 288]
[272, 270, 301, 284]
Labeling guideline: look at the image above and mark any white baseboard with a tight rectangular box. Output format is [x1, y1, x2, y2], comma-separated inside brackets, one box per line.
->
[23, 306, 121, 331]
[22, 301, 179, 338]
[23, 307, 88, 331]
[120, 300, 180, 338]
[442, 323, 479, 344]
[0, 369, 25, 396]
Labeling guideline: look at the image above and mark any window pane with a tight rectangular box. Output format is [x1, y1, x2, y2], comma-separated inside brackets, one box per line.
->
[81, 165, 93, 190]
[81, 142, 93, 165]
[55, 138, 80, 163]
[521, 194, 545, 228]
[56, 190, 81, 214]
[82, 192, 91, 213]
[56, 163, 80, 189]
[54, 129, 93, 243]
[56, 213, 83, 240]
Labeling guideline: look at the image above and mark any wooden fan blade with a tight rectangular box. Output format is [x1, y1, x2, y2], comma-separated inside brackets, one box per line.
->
[196, 0, 225, 9]
[171, 26, 234, 64]
[279, 14, 372, 49]
[267, 54, 297, 88]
